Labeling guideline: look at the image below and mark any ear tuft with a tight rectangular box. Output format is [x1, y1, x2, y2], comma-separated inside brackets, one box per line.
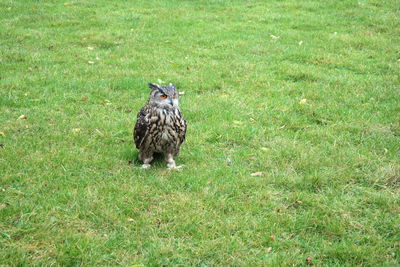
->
[148, 83, 161, 90]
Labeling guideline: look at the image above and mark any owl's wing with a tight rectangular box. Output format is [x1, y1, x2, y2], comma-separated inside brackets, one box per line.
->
[134, 106, 151, 149]
[178, 110, 187, 144]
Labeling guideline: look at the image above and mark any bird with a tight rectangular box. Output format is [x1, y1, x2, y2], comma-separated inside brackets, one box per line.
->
[134, 82, 187, 169]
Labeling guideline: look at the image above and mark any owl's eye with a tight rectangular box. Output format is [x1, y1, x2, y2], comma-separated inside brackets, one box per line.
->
[160, 95, 167, 99]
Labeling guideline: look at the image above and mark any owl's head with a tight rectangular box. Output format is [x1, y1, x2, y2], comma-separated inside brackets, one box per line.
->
[147, 82, 180, 109]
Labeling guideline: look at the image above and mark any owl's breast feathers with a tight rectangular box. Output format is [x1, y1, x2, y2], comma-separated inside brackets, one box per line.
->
[134, 105, 186, 152]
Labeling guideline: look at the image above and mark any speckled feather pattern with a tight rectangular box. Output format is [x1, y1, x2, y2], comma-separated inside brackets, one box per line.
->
[134, 105, 186, 156]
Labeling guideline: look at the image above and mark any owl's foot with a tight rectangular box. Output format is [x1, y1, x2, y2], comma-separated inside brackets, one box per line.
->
[167, 164, 183, 170]
[141, 156, 153, 169]
[166, 154, 183, 170]
[142, 163, 151, 169]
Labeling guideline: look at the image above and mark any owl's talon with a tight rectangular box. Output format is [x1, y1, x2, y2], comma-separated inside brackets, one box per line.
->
[167, 164, 184, 170]
[142, 163, 151, 169]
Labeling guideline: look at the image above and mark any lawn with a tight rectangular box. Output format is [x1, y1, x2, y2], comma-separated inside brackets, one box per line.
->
[1, 0, 399, 265]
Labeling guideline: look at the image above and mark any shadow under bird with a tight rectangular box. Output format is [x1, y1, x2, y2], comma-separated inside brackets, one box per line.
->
[133, 83, 187, 169]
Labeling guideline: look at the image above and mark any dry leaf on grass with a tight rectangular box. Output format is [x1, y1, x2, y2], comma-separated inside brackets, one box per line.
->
[250, 172, 263, 177]
[99, 100, 111, 105]
[18, 114, 27, 120]
[0, 203, 10, 209]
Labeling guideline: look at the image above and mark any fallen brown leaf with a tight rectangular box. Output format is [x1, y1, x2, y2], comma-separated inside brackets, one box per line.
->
[18, 114, 27, 120]
[0, 202, 10, 209]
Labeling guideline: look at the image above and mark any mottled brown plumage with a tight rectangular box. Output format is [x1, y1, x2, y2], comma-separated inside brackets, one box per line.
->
[134, 83, 186, 169]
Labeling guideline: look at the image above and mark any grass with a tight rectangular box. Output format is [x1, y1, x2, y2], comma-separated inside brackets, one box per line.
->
[1, 0, 399, 265]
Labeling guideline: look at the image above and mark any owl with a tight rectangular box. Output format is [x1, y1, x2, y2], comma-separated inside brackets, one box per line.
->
[134, 83, 187, 169]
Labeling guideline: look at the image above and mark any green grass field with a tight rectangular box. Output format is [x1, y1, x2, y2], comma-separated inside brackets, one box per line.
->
[1, 0, 399, 265]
